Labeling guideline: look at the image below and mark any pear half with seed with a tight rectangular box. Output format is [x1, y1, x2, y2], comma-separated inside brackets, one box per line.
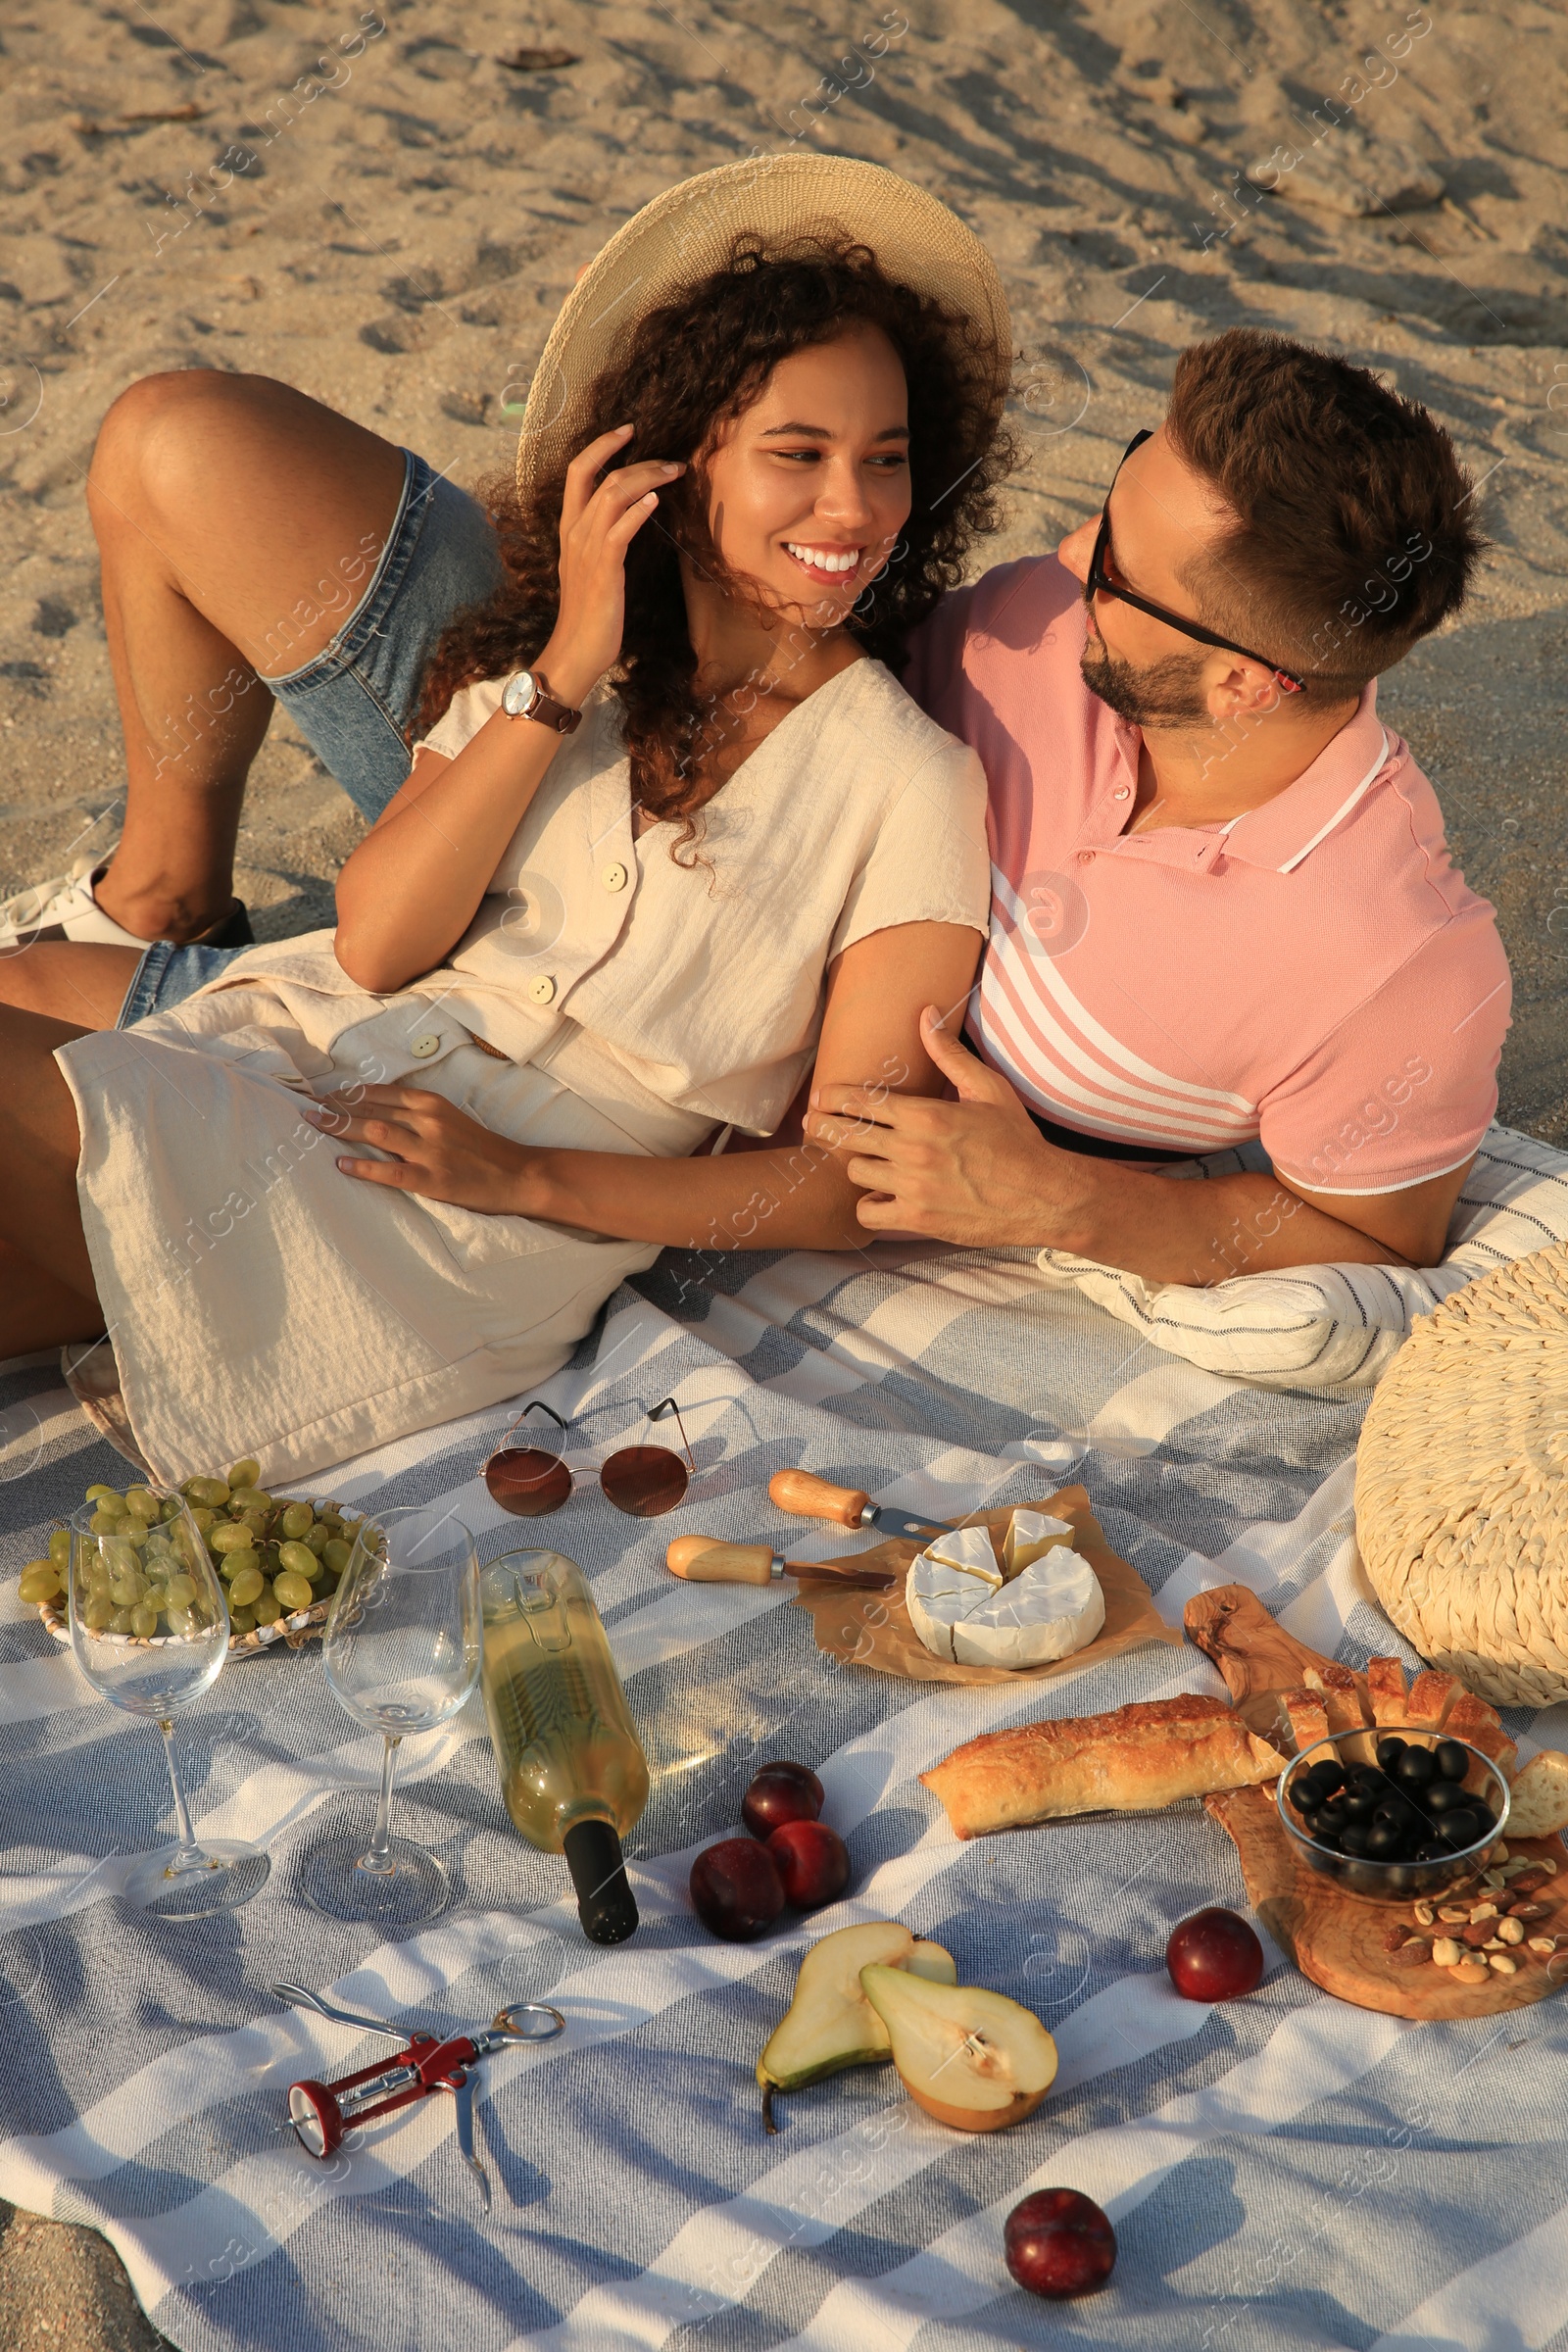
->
[757, 1921, 957, 2130]
[858, 1963, 1057, 2132]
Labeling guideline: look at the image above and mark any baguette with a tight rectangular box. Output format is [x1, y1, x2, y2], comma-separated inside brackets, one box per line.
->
[920, 1694, 1290, 1840]
[1365, 1656, 1408, 1727]
[1404, 1668, 1462, 1730]
[1300, 1661, 1365, 1733]
[1442, 1690, 1516, 1775]
[1504, 1750, 1568, 1838]
[1279, 1688, 1330, 1755]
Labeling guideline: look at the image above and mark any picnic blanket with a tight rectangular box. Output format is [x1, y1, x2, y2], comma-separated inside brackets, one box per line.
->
[3, 1236, 1566, 2352]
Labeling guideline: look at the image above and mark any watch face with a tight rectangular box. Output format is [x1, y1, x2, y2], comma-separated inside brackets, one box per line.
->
[502, 670, 536, 717]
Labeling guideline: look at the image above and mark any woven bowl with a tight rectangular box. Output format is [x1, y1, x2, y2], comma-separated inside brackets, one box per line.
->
[1356, 1241, 1568, 1707]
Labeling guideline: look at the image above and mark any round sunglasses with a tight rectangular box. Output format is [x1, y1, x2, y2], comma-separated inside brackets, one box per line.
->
[483, 1397, 696, 1520]
[1086, 429, 1306, 695]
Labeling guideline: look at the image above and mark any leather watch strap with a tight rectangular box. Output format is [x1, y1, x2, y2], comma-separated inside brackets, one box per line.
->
[512, 670, 581, 735]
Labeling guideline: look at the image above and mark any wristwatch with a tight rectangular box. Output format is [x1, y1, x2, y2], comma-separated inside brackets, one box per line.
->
[501, 669, 582, 735]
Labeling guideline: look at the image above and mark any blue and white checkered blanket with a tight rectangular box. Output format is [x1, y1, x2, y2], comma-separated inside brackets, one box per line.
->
[3, 1238, 1565, 2350]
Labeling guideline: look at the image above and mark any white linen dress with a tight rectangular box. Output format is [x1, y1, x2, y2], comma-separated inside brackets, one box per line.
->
[55, 658, 989, 1485]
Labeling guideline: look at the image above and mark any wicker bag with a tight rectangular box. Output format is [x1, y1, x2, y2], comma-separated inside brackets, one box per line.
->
[1356, 1241, 1568, 1707]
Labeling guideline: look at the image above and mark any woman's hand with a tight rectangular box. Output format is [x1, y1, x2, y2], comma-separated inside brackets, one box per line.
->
[303, 1086, 546, 1217]
[536, 425, 685, 708]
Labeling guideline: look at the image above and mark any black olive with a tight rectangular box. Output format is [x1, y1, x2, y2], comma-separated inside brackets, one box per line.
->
[1342, 1788, 1380, 1821]
[1339, 1822, 1373, 1857]
[1435, 1740, 1469, 1783]
[1309, 1761, 1346, 1799]
[1471, 1801, 1496, 1831]
[1438, 1809, 1482, 1848]
[1424, 1781, 1468, 1814]
[1365, 1822, 1407, 1860]
[1289, 1777, 1316, 1815]
[1316, 1800, 1350, 1834]
[1413, 1839, 1447, 1863]
[1375, 1736, 1406, 1770]
[1396, 1745, 1437, 1788]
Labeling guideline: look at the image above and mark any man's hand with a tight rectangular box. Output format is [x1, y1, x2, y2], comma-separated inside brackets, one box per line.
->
[804, 1007, 1092, 1246]
[303, 1085, 540, 1215]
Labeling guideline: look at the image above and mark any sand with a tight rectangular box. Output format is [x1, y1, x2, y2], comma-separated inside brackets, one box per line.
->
[1, 0, 1566, 2342]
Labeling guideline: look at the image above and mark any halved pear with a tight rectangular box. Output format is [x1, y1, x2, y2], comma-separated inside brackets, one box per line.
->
[859, 1964, 1057, 2132]
[756, 1922, 959, 2130]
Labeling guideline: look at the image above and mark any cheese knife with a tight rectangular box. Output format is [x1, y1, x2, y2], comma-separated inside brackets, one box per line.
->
[768, 1469, 971, 1544]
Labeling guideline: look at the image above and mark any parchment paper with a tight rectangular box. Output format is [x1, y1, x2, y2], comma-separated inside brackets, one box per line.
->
[788, 1486, 1182, 1686]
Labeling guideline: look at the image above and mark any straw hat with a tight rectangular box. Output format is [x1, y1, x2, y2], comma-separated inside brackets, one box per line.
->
[513, 153, 1012, 498]
[1355, 1239, 1568, 1706]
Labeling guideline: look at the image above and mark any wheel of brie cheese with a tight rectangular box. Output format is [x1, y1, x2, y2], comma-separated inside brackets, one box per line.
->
[906, 1513, 1105, 1669]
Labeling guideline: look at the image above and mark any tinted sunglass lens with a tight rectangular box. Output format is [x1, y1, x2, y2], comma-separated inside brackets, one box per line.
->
[600, 1446, 688, 1518]
[485, 1448, 571, 1517]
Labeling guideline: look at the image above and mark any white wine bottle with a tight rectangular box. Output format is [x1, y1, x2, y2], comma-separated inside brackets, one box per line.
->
[479, 1548, 650, 1942]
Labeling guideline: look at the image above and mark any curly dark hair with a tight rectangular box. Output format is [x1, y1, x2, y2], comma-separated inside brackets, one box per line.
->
[411, 234, 1014, 850]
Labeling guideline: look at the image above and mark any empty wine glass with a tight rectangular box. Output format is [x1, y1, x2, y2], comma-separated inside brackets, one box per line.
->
[301, 1502, 480, 1927]
[67, 1487, 270, 1919]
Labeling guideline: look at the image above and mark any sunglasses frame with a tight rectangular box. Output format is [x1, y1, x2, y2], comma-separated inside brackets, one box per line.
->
[1086, 429, 1306, 695]
[482, 1396, 698, 1520]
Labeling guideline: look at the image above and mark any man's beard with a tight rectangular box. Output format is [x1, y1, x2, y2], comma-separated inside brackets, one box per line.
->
[1080, 628, 1212, 727]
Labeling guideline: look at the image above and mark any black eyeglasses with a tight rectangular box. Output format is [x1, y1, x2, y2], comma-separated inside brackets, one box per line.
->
[1085, 430, 1305, 695]
[483, 1397, 696, 1519]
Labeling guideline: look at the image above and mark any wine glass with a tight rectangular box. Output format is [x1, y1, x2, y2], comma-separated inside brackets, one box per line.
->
[300, 1502, 480, 1928]
[67, 1487, 271, 1919]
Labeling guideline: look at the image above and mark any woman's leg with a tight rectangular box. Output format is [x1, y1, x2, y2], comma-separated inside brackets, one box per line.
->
[86, 372, 407, 943]
[0, 943, 140, 1029]
[0, 1004, 104, 1351]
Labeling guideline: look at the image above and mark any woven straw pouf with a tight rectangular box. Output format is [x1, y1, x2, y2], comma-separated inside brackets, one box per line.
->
[1356, 1241, 1568, 1708]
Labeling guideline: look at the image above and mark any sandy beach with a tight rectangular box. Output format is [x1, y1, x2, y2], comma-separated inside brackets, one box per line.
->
[1, 0, 1566, 2340]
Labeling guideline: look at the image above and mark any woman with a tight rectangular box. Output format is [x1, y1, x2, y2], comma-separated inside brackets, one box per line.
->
[1, 160, 1012, 1483]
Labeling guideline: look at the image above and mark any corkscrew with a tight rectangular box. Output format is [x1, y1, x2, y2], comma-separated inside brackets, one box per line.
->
[274, 1981, 565, 2209]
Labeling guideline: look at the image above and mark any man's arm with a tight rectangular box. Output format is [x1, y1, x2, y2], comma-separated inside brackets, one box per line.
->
[807, 1009, 1471, 1283]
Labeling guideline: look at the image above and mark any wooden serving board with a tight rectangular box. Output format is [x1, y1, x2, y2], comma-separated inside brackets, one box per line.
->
[1206, 1787, 1568, 2018]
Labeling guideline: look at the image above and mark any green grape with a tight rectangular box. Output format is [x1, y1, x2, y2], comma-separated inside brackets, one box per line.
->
[129, 1601, 160, 1639]
[240, 1506, 271, 1540]
[220, 1546, 260, 1585]
[280, 1500, 314, 1542]
[165, 1606, 195, 1637]
[229, 1487, 272, 1513]
[188, 1505, 215, 1536]
[109, 1606, 134, 1635]
[163, 1573, 196, 1608]
[89, 1509, 122, 1537]
[161, 1496, 182, 1522]
[227, 1456, 262, 1492]
[48, 1528, 71, 1565]
[272, 1569, 315, 1612]
[227, 1566, 265, 1606]
[323, 1538, 352, 1576]
[109, 1573, 146, 1609]
[210, 1521, 255, 1556]
[184, 1476, 230, 1508]
[123, 1487, 161, 1523]
[227, 1604, 256, 1635]
[18, 1562, 60, 1604]
[277, 1540, 318, 1581]
[84, 1483, 122, 1506]
[82, 1593, 115, 1632]
[253, 1589, 282, 1626]
[303, 1522, 330, 1556]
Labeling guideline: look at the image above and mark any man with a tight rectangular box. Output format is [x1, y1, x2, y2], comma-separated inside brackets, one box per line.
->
[1, 331, 1507, 1288]
[809, 329, 1509, 1284]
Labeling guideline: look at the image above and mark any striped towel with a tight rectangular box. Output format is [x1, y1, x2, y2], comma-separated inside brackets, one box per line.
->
[2, 1238, 1564, 2351]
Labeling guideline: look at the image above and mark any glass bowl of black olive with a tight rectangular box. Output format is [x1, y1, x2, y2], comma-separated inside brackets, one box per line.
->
[1276, 1727, 1510, 1901]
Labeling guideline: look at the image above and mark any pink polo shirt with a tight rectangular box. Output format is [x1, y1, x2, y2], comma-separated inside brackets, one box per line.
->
[907, 557, 1510, 1195]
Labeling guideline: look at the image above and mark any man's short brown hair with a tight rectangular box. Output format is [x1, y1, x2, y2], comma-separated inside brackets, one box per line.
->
[1165, 328, 1485, 700]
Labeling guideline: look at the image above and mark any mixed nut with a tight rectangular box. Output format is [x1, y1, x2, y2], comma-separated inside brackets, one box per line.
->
[1381, 1851, 1562, 1982]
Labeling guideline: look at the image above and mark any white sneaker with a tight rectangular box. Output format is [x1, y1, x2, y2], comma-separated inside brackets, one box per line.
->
[0, 851, 152, 949]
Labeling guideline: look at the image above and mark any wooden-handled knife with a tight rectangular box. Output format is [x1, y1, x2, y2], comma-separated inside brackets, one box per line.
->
[665, 1535, 898, 1591]
[767, 1468, 962, 1544]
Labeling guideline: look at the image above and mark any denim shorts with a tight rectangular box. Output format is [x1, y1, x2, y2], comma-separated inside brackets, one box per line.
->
[117, 444, 503, 1030]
